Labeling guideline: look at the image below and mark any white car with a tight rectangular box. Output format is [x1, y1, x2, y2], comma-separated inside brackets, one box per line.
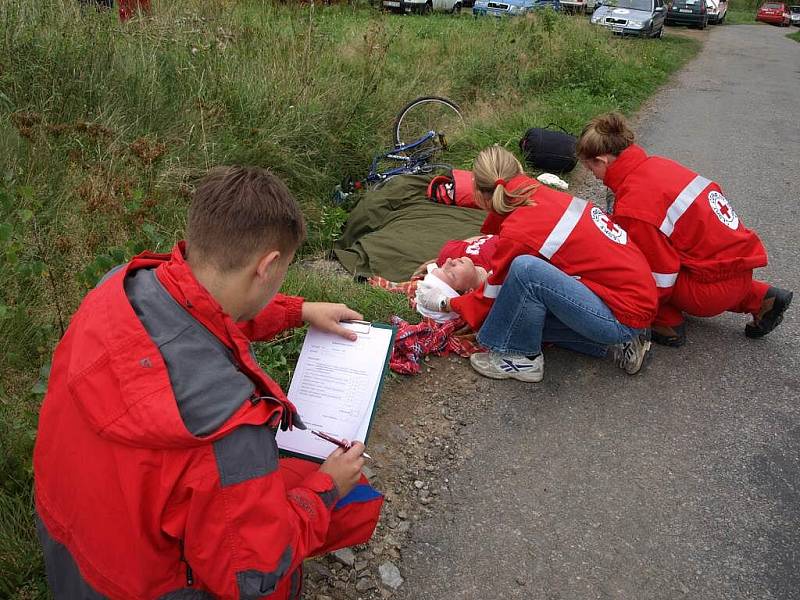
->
[561, 0, 588, 11]
[382, 0, 463, 13]
[791, 5, 800, 24]
[706, 0, 728, 23]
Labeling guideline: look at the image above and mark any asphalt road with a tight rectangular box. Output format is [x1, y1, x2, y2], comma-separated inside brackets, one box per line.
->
[399, 24, 800, 600]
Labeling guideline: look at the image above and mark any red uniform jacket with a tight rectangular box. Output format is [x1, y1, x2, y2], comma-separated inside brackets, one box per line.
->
[34, 244, 344, 599]
[605, 144, 767, 303]
[436, 234, 499, 270]
[450, 175, 658, 331]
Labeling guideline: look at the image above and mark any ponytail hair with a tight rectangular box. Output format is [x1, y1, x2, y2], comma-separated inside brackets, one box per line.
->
[575, 112, 635, 161]
[472, 145, 538, 215]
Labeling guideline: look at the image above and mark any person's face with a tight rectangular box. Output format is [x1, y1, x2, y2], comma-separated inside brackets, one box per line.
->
[433, 256, 477, 292]
[581, 155, 614, 181]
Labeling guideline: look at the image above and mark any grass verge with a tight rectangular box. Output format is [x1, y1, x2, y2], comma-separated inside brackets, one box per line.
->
[0, 0, 699, 595]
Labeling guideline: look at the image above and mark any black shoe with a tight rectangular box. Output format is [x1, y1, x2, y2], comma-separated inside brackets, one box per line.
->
[650, 322, 687, 347]
[745, 287, 793, 339]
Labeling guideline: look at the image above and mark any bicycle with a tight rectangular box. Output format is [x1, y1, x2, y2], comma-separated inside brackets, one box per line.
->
[333, 96, 463, 204]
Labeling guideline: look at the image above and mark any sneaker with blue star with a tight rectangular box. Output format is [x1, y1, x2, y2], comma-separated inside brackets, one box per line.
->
[469, 352, 544, 382]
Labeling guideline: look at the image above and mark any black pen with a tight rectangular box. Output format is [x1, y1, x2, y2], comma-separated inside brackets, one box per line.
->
[311, 430, 372, 460]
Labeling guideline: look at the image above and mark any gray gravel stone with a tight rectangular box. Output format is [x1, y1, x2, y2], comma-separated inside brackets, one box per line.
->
[379, 562, 404, 590]
[332, 548, 356, 568]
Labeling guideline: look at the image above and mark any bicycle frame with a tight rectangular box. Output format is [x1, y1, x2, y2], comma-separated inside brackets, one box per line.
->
[332, 130, 449, 204]
[363, 130, 442, 185]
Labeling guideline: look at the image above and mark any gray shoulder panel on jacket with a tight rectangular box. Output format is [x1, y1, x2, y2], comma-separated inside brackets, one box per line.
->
[124, 268, 255, 437]
[213, 423, 279, 487]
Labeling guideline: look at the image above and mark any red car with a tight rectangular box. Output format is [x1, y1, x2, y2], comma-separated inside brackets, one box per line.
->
[756, 1, 791, 24]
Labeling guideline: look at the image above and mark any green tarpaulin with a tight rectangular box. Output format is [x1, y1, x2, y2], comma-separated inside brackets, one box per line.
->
[333, 175, 486, 282]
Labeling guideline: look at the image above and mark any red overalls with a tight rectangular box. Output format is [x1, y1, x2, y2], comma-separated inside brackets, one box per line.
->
[604, 144, 769, 327]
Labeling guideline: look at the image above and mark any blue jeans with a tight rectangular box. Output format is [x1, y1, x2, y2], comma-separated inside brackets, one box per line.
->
[477, 256, 643, 358]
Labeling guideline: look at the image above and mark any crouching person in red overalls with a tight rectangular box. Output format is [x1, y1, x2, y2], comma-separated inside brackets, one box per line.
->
[577, 112, 792, 347]
[34, 166, 382, 599]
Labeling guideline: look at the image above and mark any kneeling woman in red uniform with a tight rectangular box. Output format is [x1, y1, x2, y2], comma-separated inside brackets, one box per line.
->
[576, 112, 792, 346]
[416, 146, 658, 382]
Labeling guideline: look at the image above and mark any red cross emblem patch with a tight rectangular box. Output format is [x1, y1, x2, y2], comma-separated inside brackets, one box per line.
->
[590, 206, 627, 244]
[708, 191, 739, 230]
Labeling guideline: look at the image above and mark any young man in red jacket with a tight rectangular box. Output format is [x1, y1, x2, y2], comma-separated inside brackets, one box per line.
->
[34, 166, 382, 599]
[577, 112, 792, 346]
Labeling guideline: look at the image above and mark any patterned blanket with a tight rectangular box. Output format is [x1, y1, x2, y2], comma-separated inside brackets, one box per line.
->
[368, 276, 483, 375]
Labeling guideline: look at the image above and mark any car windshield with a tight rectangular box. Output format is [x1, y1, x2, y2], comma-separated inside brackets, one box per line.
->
[791, 5, 800, 10]
[608, 0, 652, 9]
[762, 2, 781, 7]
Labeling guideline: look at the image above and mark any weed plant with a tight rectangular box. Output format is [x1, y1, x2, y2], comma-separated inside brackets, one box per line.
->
[0, 0, 697, 595]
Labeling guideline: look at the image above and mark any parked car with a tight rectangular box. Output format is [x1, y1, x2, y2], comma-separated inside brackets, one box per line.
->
[383, 0, 463, 13]
[665, 0, 708, 28]
[756, 1, 791, 24]
[590, 0, 667, 35]
[791, 4, 800, 24]
[532, 0, 562, 10]
[472, 0, 531, 14]
[560, 0, 588, 12]
[706, 0, 727, 22]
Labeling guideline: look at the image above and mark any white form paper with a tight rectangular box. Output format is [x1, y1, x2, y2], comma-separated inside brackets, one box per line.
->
[275, 322, 394, 461]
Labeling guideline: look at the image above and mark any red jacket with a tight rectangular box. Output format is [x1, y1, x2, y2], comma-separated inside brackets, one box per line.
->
[436, 234, 498, 270]
[605, 144, 767, 303]
[450, 175, 657, 330]
[34, 244, 341, 599]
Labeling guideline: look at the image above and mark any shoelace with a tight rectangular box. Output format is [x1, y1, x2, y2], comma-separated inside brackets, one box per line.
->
[612, 342, 636, 368]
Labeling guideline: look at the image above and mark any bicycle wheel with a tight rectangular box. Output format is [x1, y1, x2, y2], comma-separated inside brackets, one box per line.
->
[393, 96, 464, 149]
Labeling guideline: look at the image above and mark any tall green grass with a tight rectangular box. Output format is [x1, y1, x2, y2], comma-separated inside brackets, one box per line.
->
[0, 0, 698, 595]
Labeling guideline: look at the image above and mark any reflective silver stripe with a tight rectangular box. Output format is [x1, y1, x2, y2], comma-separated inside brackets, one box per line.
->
[652, 271, 678, 288]
[659, 175, 711, 237]
[539, 197, 588, 259]
[483, 283, 502, 298]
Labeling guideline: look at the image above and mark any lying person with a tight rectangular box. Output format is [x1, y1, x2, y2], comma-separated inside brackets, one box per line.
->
[416, 145, 658, 383]
[577, 112, 792, 346]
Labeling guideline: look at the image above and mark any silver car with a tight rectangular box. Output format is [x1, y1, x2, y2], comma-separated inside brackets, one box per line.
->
[590, 0, 667, 36]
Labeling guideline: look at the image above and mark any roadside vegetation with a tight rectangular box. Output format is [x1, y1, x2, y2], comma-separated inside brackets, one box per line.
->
[0, 0, 699, 595]
[725, 0, 761, 23]
[788, 29, 800, 40]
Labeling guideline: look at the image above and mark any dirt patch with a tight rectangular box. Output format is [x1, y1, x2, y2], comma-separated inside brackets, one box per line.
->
[302, 353, 498, 599]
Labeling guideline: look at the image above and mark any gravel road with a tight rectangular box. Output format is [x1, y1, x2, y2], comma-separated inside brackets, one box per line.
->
[398, 23, 800, 600]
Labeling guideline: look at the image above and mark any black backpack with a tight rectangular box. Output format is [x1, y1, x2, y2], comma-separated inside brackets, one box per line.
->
[519, 125, 578, 173]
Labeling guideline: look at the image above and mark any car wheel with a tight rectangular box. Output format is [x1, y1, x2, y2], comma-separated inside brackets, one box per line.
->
[421, 0, 433, 13]
[452, 1, 462, 13]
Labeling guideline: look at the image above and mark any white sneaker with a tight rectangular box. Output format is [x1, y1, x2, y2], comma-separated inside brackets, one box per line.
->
[610, 333, 651, 375]
[469, 352, 544, 382]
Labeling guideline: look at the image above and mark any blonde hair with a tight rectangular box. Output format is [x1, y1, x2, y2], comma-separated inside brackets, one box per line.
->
[472, 146, 538, 215]
[576, 112, 635, 161]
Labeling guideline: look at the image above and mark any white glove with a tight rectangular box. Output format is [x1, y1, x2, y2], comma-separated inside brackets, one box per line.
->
[537, 172, 569, 190]
[415, 279, 448, 312]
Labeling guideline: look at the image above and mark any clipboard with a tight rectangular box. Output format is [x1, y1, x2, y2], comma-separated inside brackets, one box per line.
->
[276, 320, 396, 463]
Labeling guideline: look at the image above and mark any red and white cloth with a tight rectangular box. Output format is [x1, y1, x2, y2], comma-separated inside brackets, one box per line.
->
[367, 275, 484, 374]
